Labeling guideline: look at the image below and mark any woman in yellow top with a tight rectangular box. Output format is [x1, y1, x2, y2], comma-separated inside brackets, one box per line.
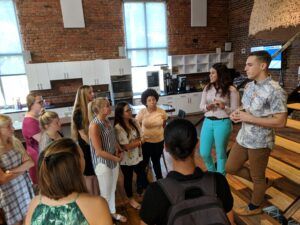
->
[136, 89, 168, 184]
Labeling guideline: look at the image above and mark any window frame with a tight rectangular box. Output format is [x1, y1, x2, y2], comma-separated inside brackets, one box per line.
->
[123, 1, 168, 67]
[0, 0, 28, 106]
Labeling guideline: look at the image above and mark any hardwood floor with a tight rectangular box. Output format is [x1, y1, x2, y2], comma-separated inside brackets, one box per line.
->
[112, 115, 300, 224]
[114, 115, 219, 225]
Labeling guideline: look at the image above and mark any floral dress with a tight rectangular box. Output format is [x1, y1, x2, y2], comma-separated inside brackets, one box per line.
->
[31, 194, 89, 225]
[0, 149, 34, 225]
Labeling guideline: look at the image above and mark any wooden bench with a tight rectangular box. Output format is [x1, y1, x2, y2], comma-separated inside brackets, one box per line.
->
[275, 136, 300, 154]
[232, 176, 299, 223]
[286, 118, 300, 130]
[271, 145, 300, 169]
[227, 175, 281, 225]
[287, 103, 300, 111]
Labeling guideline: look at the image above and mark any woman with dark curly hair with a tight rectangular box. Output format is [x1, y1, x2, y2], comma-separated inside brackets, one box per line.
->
[136, 89, 168, 183]
[199, 63, 240, 175]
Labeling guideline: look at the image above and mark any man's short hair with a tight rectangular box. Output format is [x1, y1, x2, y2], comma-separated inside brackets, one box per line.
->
[249, 50, 272, 67]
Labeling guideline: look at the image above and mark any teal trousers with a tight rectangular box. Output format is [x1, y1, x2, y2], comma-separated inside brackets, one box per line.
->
[200, 117, 232, 175]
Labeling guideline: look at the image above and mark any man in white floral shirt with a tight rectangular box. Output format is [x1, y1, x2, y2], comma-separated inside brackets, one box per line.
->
[226, 50, 287, 216]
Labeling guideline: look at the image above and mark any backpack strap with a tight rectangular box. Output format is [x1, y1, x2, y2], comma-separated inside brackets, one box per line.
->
[157, 172, 217, 205]
[157, 178, 186, 205]
[191, 172, 217, 197]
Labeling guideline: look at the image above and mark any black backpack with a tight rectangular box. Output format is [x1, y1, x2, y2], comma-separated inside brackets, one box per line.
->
[157, 172, 230, 225]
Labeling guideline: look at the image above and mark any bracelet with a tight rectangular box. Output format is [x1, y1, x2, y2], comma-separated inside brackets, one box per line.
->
[5, 170, 11, 174]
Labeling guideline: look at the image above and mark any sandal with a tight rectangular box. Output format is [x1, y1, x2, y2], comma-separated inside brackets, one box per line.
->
[112, 213, 127, 223]
[129, 199, 141, 210]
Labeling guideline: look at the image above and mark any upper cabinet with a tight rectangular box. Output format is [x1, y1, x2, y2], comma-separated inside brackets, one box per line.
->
[25, 63, 51, 91]
[81, 60, 110, 85]
[48, 61, 82, 80]
[106, 59, 132, 76]
[168, 52, 234, 75]
[25, 59, 132, 91]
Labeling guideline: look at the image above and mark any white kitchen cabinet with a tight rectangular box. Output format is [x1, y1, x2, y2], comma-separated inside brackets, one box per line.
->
[48, 61, 82, 80]
[64, 61, 82, 78]
[94, 60, 111, 85]
[26, 63, 51, 91]
[81, 60, 111, 85]
[158, 92, 202, 114]
[47, 62, 65, 80]
[176, 94, 190, 114]
[188, 92, 202, 113]
[158, 95, 178, 115]
[106, 59, 132, 76]
[80, 61, 95, 85]
[52, 106, 73, 118]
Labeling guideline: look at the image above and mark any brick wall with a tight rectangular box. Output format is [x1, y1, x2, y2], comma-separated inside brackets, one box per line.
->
[168, 0, 229, 55]
[228, 0, 300, 94]
[16, 0, 124, 62]
[15, 0, 299, 96]
[16, 0, 229, 62]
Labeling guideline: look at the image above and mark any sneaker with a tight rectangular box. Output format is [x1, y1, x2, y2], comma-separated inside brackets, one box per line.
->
[235, 206, 262, 216]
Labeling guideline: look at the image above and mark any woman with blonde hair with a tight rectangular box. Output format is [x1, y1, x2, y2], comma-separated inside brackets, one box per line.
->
[71, 85, 98, 195]
[39, 111, 63, 152]
[25, 138, 112, 225]
[22, 93, 44, 184]
[0, 114, 35, 225]
[89, 98, 127, 223]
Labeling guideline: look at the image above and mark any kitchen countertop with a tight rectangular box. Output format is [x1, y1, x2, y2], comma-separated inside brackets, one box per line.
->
[1, 90, 203, 114]
[0, 102, 74, 114]
[12, 104, 175, 131]
[133, 90, 203, 99]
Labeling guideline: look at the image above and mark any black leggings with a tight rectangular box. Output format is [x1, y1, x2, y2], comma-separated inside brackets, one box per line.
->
[120, 161, 147, 198]
[142, 141, 164, 180]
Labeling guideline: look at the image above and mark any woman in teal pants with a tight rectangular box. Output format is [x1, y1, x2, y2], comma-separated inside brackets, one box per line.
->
[199, 63, 239, 175]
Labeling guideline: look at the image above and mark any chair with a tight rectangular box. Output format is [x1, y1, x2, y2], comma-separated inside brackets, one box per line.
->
[177, 109, 186, 119]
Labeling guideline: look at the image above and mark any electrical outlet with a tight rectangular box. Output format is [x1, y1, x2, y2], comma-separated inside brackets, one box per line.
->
[241, 48, 246, 54]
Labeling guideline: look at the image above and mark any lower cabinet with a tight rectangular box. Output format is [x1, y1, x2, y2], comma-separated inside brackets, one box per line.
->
[133, 92, 203, 116]
[188, 92, 202, 113]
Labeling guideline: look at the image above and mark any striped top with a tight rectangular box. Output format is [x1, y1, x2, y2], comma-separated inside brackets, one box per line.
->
[90, 117, 117, 169]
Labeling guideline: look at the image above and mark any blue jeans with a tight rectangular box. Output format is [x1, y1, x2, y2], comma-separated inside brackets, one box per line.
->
[200, 118, 232, 175]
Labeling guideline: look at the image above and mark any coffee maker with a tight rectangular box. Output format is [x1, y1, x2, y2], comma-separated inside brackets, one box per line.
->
[163, 72, 171, 93]
[178, 76, 187, 92]
[164, 72, 178, 94]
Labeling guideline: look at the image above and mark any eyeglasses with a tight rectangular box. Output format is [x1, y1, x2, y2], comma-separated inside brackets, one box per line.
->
[35, 100, 44, 105]
[124, 108, 132, 112]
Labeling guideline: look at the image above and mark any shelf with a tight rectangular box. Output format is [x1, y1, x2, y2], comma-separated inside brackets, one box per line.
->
[184, 55, 197, 65]
[169, 52, 233, 75]
[197, 54, 209, 64]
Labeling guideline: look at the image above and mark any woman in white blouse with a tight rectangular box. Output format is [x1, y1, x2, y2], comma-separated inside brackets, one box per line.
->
[114, 102, 147, 209]
[199, 63, 240, 175]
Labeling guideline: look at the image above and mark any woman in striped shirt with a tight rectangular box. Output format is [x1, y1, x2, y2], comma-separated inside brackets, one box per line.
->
[88, 98, 127, 223]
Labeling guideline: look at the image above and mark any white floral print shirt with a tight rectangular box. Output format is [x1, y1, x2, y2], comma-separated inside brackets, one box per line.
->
[236, 76, 287, 149]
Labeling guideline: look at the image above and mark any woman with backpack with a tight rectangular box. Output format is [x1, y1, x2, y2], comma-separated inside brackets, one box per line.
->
[139, 119, 235, 225]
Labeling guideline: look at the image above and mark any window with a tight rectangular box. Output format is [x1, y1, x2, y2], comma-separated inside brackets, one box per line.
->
[0, 0, 29, 106]
[123, 1, 168, 93]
